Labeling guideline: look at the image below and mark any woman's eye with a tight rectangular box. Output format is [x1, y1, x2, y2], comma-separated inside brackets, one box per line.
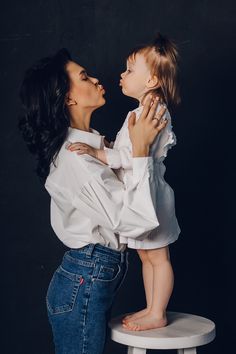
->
[82, 76, 88, 81]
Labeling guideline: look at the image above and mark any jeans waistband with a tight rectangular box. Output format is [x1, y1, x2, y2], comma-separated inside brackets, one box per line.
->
[70, 243, 128, 263]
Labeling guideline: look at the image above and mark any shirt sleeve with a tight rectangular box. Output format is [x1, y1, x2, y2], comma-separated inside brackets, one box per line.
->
[104, 146, 133, 170]
[71, 155, 159, 239]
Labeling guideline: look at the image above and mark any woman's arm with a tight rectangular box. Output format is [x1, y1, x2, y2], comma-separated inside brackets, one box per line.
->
[45, 96, 168, 239]
[72, 155, 159, 239]
[70, 96, 167, 239]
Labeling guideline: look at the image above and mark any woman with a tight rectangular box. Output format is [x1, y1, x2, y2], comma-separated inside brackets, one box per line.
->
[19, 48, 167, 354]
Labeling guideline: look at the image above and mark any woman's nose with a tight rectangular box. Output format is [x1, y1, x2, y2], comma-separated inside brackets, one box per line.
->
[91, 77, 99, 85]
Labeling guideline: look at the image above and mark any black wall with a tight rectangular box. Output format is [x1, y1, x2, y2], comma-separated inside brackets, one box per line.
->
[1, 1, 235, 353]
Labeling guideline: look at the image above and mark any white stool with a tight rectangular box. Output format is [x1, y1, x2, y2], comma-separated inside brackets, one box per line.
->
[109, 311, 216, 354]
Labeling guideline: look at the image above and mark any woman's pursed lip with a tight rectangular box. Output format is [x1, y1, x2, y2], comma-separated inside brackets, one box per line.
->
[99, 85, 105, 93]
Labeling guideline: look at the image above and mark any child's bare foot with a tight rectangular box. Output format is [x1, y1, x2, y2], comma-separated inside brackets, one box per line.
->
[122, 313, 168, 331]
[122, 308, 150, 323]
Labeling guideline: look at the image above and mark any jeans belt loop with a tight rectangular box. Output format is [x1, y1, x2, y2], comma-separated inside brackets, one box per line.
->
[85, 243, 96, 258]
[121, 250, 126, 263]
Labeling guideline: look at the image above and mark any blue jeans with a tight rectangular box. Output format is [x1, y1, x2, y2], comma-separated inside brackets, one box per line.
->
[46, 243, 128, 354]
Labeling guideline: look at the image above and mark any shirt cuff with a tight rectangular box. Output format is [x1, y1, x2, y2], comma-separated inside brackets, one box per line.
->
[104, 147, 122, 169]
[132, 157, 154, 185]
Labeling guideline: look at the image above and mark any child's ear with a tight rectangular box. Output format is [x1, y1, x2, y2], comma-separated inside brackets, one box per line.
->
[146, 75, 160, 89]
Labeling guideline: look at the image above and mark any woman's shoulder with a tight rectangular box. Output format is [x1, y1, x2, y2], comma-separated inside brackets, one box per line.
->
[46, 142, 85, 187]
[46, 141, 115, 191]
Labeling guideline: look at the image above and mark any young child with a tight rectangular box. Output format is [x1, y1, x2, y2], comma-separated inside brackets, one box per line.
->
[68, 33, 181, 331]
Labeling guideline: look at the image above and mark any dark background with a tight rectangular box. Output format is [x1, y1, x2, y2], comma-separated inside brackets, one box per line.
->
[1, 0, 235, 353]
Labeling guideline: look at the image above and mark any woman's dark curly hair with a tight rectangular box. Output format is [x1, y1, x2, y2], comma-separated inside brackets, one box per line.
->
[19, 48, 72, 183]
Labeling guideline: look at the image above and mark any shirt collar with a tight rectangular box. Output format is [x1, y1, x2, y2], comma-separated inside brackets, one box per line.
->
[67, 126, 105, 149]
[134, 105, 144, 114]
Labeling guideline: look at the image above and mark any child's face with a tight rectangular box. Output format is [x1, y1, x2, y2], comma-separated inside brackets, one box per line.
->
[120, 53, 152, 102]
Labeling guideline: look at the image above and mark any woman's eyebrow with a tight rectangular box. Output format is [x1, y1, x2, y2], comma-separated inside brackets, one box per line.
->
[79, 69, 87, 75]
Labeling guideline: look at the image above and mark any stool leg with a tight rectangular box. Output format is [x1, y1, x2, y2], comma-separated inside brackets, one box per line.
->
[178, 348, 197, 354]
[128, 346, 146, 354]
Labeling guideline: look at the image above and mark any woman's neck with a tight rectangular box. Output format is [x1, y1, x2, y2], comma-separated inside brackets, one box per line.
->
[69, 107, 92, 132]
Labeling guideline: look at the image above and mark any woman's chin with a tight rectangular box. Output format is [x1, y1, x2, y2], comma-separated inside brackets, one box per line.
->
[100, 97, 106, 105]
[95, 97, 106, 108]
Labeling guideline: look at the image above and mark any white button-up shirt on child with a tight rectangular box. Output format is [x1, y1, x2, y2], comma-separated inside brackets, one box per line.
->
[105, 105, 181, 249]
[45, 126, 160, 251]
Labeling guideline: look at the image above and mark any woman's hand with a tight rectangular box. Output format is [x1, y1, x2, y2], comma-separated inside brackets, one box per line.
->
[128, 96, 168, 157]
[66, 142, 98, 158]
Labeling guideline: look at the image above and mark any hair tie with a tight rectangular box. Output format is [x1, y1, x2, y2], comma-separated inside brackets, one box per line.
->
[158, 46, 165, 55]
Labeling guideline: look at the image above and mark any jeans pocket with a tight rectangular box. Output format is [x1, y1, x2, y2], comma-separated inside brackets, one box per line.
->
[46, 266, 83, 315]
[95, 263, 121, 283]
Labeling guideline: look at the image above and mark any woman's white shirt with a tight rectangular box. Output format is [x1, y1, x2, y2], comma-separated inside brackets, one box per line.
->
[44, 127, 159, 251]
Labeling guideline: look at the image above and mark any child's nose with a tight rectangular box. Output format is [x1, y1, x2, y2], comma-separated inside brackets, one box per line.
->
[121, 72, 125, 78]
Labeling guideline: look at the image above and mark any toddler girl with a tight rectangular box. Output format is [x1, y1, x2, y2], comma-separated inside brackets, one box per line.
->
[68, 33, 181, 331]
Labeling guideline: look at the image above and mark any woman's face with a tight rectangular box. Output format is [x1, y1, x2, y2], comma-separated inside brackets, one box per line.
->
[66, 61, 106, 110]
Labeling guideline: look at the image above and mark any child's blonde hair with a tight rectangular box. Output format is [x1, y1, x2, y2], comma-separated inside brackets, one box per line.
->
[127, 32, 180, 107]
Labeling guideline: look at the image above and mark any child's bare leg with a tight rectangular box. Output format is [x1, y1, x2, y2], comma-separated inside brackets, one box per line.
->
[122, 249, 153, 323]
[124, 246, 174, 331]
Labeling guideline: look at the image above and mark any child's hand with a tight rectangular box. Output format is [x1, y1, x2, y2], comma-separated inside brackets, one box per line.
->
[66, 142, 98, 159]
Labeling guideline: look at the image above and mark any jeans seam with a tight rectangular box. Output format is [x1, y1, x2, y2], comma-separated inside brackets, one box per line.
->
[81, 264, 97, 354]
[65, 253, 95, 267]
[114, 255, 129, 294]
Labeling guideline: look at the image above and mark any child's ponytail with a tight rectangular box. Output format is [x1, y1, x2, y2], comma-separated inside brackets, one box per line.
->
[151, 32, 180, 107]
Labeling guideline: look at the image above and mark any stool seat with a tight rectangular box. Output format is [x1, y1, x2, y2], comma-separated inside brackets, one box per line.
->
[109, 311, 216, 353]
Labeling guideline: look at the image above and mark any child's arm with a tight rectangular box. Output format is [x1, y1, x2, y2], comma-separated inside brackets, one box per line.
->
[104, 146, 132, 169]
[67, 142, 108, 164]
[67, 142, 133, 169]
